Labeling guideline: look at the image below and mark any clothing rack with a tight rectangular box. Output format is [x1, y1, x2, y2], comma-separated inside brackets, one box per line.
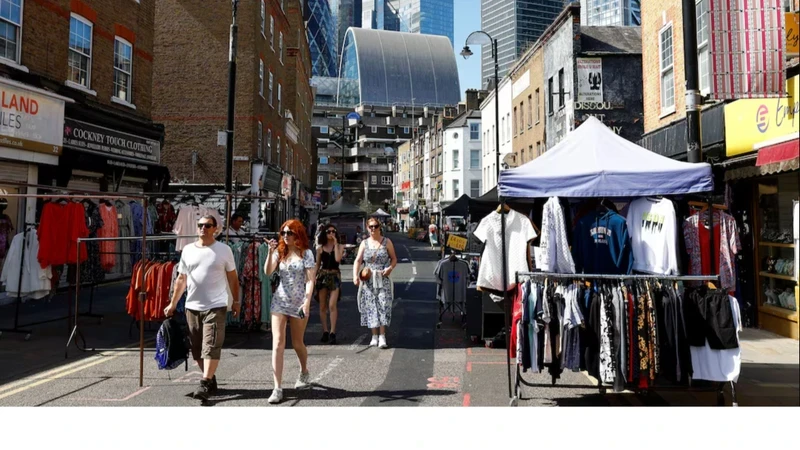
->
[436, 253, 471, 329]
[511, 270, 738, 407]
[0, 222, 38, 340]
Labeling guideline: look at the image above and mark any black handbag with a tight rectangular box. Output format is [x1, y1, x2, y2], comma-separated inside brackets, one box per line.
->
[270, 271, 280, 291]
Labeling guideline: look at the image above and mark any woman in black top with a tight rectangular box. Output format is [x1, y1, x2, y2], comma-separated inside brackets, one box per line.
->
[315, 224, 343, 344]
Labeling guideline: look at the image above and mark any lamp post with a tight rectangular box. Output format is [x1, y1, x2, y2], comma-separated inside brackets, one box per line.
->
[224, 0, 239, 194]
[461, 30, 499, 185]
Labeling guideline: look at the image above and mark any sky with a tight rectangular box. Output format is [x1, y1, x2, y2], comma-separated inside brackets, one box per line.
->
[453, 0, 483, 99]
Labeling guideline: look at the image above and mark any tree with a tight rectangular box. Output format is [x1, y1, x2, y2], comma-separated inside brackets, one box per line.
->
[358, 198, 373, 214]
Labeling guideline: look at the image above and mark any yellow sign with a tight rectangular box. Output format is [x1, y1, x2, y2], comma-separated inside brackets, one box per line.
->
[787, 12, 799, 57]
[446, 234, 467, 251]
[724, 76, 800, 156]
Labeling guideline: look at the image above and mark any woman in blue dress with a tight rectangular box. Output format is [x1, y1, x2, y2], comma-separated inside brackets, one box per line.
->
[353, 218, 398, 349]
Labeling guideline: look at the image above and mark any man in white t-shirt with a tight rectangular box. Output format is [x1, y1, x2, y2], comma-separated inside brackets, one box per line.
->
[225, 213, 246, 243]
[165, 215, 239, 403]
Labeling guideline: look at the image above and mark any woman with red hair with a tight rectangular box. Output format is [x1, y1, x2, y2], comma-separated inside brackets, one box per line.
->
[264, 219, 317, 404]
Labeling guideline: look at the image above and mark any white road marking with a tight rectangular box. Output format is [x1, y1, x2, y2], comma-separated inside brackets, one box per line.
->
[347, 333, 368, 351]
[311, 356, 344, 384]
[405, 277, 415, 291]
[412, 266, 417, 275]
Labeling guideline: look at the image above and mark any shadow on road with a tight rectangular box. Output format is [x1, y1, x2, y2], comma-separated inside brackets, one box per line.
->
[203, 385, 458, 406]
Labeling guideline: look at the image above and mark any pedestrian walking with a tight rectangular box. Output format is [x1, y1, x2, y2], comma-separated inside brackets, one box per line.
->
[353, 218, 397, 349]
[315, 224, 343, 345]
[164, 215, 239, 403]
[264, 219, 316, 404]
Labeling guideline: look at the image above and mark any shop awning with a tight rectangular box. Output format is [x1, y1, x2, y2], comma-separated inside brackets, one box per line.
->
[755, 137, 799, 167]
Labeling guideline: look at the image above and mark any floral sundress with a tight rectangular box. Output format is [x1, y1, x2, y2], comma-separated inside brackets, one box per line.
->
[358, 238, 393, 328]
[271, 249, 315, 318]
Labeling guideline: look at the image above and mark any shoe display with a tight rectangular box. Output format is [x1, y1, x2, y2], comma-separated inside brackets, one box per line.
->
[268, 388, 283, 404]
[378, 335, 388, 349]
[295, 372, 312, 390]
[329, 333, 337, 345]
[370, 336, 379, 347]
[321, 331, 330, 343]
[193, 379, 211, 402]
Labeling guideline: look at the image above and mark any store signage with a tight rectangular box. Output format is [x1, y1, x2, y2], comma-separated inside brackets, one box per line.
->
[263, 166, 282, 194]
[724, 76, 799, 156]
[576, 58, 603, 103]
[0, 81, 66, 155]
[63, 118, 160, 163]
[574, 102, 623, 111]
[787, 12, 799, 57]
[281, 174, 293, 198]
[401, 181, 411, 190]
[446, 234, 467, 251]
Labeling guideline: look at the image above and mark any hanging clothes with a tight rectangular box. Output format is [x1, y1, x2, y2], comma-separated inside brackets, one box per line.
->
[0, 213, 13, 260]
[1, 229, 52, 300]
[173, 205, 224, 251]
[258, 242, 273, 325]
[114, 200, 134, 275]
[626, 197, 679, 275]
[156, 201, 177, 234]
[126, 259, 178, 322]
[473, 209, 537, 294]
[98, 203, 118, 272]
[129, 201, 145, 267]
[572, 209, 634, 275]
[241, 241, 263, 329]
[683, 209, 740, 292]
[80, 200, 105, 284]
[37, 201, 89, 267]
[536, 197, 576, 274]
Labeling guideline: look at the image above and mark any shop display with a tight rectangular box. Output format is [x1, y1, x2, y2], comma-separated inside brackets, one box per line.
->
[473, 209, 537, 294]
[626, 197, 679, 275]
[536, 197, 575, 274]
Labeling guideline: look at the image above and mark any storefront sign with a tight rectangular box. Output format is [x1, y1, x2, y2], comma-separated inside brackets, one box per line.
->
[574, 102, 623, 111]
[0, 80, 66, 155]
[263, 165, 282, 194]
[577, 58, 603, 103]
[787, 12, 799, 57]
[281, 174, 293, 198]
[63, 118, 160, 163]
[724, 76, 800, 156]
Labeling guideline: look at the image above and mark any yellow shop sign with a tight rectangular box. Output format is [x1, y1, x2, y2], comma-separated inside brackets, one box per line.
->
[724, 76, 799, 157]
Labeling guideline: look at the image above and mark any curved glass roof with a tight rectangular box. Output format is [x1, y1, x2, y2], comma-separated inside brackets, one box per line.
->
[336, 27, 461, 108]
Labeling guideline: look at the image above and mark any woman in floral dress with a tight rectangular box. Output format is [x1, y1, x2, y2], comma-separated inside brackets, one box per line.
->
[264, 220, 316, 404]
[353, 218, 397, 349]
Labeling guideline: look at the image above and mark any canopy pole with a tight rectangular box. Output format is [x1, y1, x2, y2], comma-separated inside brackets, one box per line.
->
[499, 197, 512, 398]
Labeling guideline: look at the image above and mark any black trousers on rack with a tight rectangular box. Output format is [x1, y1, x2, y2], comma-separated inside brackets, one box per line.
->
[684, 287, 738, 350]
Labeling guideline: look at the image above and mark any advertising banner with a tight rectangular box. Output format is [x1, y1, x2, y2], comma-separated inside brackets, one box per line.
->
[576, 58, 603, 103]
[63, 118, 160, 163]
[0, 80, 66, 155]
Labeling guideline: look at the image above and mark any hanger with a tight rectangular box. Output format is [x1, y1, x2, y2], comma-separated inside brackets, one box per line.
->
[496, 203, 510, 214]
[688, 201, 728, 212]
[449, 250, 458, 262]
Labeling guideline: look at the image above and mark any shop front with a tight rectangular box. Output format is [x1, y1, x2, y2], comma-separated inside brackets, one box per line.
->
[722, 75, 800, 339]
[261, 164, 283, 231]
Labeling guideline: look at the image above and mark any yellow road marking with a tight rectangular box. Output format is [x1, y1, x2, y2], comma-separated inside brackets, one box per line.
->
[0, 355, 123, 401]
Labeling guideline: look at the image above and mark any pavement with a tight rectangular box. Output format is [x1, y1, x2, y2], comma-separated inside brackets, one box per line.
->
[0, 232, 797, 407]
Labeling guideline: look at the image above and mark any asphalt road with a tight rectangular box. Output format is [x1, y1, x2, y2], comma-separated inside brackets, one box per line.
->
[0, 232, 657, 407]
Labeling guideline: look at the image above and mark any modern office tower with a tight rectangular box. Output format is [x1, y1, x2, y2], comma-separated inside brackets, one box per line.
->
[580, 0, 642, 26]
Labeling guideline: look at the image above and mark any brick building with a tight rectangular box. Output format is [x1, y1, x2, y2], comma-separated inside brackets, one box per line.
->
[1, 0, 168, 227]
[154, 0, 314, 229]
[509, 40, 546, 166]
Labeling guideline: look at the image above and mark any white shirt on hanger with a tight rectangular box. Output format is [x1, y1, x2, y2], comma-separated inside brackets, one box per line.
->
[626, 197, 679, 275]
[536, 197, 576, 274]
[690, 296, 742, 382]
[173, 206, 224, 251]
[473, 209, 537, 293]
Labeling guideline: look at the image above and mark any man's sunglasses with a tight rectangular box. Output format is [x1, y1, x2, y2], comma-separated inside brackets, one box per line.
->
[280, 231, 295, 237]
[368, 225, 381, 230]
[197, 223, 215, 229]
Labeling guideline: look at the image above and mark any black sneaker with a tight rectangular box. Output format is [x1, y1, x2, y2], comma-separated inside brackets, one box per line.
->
[321, 331, 330, 343]
[329, 333, 337, 345]
[193, 379, 211, 403]
[209, 376, 218, 395]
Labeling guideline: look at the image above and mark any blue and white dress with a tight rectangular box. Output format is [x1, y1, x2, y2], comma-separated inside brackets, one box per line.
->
[358, 239, 393, 328]
[271, 249, 315, 318]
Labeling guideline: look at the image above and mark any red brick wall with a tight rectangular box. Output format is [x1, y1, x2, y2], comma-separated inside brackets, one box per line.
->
[14, 0, 156, 118]
[642, 0, 686, 134]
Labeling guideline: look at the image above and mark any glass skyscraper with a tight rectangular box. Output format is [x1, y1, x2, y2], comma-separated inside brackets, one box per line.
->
[361, 0, 454, 47]
[480, 0, 564, 88]
[306, 0, 338, 77]
[580, 0, 641, 26]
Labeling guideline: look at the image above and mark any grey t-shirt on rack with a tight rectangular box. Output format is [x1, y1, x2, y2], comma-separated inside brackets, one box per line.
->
[436, 259, 470, 305]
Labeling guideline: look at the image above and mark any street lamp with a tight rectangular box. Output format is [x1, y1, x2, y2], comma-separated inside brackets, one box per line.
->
[461, 30, 499, 185]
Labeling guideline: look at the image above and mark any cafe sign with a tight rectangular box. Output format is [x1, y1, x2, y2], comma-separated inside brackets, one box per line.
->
[0, 80, 67, 155]
[64, 118, 160, 163]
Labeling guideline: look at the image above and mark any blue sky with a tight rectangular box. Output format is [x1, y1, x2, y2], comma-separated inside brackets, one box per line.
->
[453, 0, 482, 98]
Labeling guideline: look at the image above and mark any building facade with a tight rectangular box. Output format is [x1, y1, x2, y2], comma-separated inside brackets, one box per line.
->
[509, 38, 546, 166]
[154, 0, 314, 230]
[480, 0, 564, 87]
[442, 110, 482, 202]
[1, 0, 168, 231]
[479, 76, 512, 194]
[361, 0, 454, 45]
[580, 0, 641, 26]
[306, 0, 338, 77]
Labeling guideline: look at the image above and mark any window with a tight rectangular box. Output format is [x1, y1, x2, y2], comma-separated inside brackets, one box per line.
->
[501, 117, 505, 142]
[520, 102, 525, 132]
[527, 95, 532, 128]
[257, 121, 263, 158]
[317, 175, 323, 185]
[266, 129, 272, 163]
[68, 14, 93, 89]
[261, 0, 266, 36]
[660, 25, 675, 113]
[696, 0, 711, 94]
[259, 59, 264, 97]
[453, 149, 459, 170]
[513, 107, 517, 136]
[535, 89, 541, 123]
[279, 32, 283, 63]
[270, 16, 274, 50]
[276, 136, 281, 165]
[548, 78, 554, 114]
[404, 126, 410, 134]
[438, 152, 442, 172]
[281, 0, 284, 10]
[506, 113, 511, 142]
[558, 69, 564, 108]
[470, 149, 479, 168]
[536, 141, 542, 157]
[320, 125, 329, 134]
[371, 175, 377, 184]
[453, 180, 459, 198]
[468, 123, 479, 140]
[528, 144, 533, 160]
[371, 125, 378, 133]
[0, 0, 22, 63]
[381, 176, 392, 185]
[277, 82, 282, 116]
[470, 180, 480, 197]
[113, 37, 133, 103]
[268, 71, 274, 106]
[387, 127, 395, 134]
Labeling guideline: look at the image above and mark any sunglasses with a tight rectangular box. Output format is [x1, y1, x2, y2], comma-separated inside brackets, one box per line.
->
[197, 223, 215, 229]
[326, 230, 337, 234]
[280, 231, 295, 237]
[368, 225, 381, 230]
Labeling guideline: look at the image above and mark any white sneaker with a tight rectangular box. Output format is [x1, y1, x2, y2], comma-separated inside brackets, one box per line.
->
[268, 388, 283, 404]
[378, 335, 388, 349]
[370, 336, 379, 347]
[294, 372, 312, 390]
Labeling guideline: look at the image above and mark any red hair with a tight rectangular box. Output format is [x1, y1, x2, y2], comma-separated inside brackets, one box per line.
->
[277, 219, 310, 261]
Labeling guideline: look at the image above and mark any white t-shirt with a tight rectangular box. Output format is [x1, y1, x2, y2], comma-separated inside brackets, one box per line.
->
[173, 206, 224, 251]
[626, 197, 679, 275]
[473, 210, 537, 292]
[178, 241, 236, 311]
